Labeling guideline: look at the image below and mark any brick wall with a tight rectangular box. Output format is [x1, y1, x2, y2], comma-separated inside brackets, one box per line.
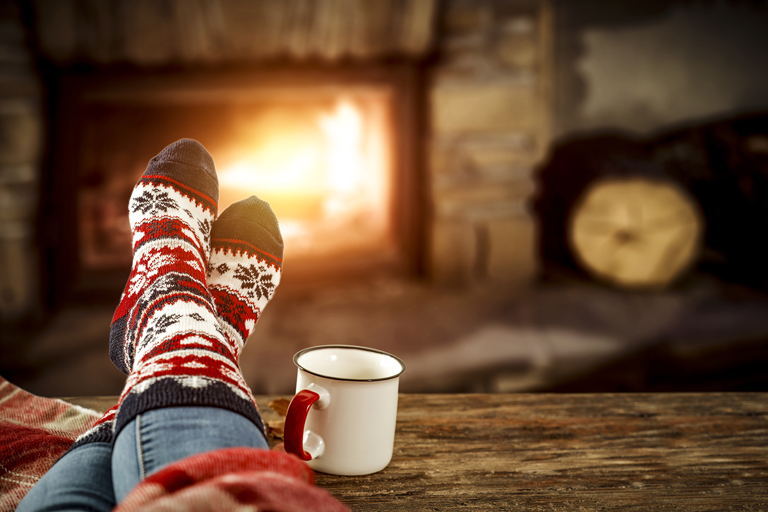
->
[428, 0, 551, 286]
[0, 1, 42, 319]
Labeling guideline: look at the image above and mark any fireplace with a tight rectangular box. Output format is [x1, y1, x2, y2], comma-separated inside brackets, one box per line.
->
[3, 0, 550, 319]
[45, 66, 424, 299]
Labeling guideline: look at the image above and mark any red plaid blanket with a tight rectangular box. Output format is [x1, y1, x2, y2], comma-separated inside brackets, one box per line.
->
[0, 378, 349, 511]
[0, 377, 100, 511]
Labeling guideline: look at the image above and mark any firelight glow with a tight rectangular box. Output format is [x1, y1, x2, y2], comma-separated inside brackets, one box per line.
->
[217, 97, 390, 258]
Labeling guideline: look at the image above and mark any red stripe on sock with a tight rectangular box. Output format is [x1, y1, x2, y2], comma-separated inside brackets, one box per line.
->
[212, 238, 283, 263]
[142, 174, 217, 207]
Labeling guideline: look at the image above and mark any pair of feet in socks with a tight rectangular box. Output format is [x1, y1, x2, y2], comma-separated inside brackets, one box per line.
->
[76, 139, 283, 446]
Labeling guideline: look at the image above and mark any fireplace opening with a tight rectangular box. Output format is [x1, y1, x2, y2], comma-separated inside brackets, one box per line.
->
[45, 67, 423, 303]
[216, 95, 391, 262]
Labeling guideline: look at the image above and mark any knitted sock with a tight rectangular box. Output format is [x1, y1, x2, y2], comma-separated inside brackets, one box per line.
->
[70, 404, 118, 449]
[108, 138, 218, 374]
[207, 197, 283, 356]
[110, 139, 264, 436]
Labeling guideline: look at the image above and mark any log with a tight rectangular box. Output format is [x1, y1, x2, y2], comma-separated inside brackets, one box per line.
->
[569, 177, 703, 288]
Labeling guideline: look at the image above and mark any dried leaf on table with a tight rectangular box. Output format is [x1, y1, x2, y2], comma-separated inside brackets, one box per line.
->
[268, 398, 290, 417]
[266, 419, 285, 440]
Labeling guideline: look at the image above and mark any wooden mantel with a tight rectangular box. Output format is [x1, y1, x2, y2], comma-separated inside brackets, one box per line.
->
[67, 393, 768, 511]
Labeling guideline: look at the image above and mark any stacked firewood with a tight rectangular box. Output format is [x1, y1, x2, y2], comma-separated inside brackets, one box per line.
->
[534, 112, 768, 289]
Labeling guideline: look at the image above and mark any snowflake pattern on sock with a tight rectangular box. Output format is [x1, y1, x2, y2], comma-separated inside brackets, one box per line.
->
[131, 189, 180, 215]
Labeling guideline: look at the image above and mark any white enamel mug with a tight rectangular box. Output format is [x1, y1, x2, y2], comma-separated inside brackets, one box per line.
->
[284, 345, 406, 475]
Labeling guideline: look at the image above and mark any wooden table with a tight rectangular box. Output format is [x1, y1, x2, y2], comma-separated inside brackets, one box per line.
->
[68, 393, 768, 511]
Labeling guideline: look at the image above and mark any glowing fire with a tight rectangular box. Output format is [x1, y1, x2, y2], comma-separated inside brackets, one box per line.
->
[217, 98, 390, 258]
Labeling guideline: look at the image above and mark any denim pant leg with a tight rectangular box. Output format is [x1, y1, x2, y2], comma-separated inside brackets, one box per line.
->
[112, 406, 269, 502]
[16, 442, 116, 512]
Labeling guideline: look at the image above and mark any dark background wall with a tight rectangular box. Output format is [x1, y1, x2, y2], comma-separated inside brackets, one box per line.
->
[554, 0, 768, 136]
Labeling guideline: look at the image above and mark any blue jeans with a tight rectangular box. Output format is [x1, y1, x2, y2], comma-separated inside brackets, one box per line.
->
[16, 407, 269, 511]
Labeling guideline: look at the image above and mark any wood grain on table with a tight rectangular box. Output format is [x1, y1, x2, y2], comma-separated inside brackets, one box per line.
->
[65, 393, 768, 511]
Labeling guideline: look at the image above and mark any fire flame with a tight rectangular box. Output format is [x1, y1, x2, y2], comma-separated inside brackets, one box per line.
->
[217, 98, 389, 256]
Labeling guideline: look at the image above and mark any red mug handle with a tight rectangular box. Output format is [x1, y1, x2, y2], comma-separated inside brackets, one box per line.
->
[284, 389, 320, 460]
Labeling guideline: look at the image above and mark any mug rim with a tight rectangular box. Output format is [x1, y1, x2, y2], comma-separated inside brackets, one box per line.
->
[293, 344, 406, 382]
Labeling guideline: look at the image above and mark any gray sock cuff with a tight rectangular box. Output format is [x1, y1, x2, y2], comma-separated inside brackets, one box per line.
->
[144, 139, 219, 207]
[211, 196, 284, 263]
